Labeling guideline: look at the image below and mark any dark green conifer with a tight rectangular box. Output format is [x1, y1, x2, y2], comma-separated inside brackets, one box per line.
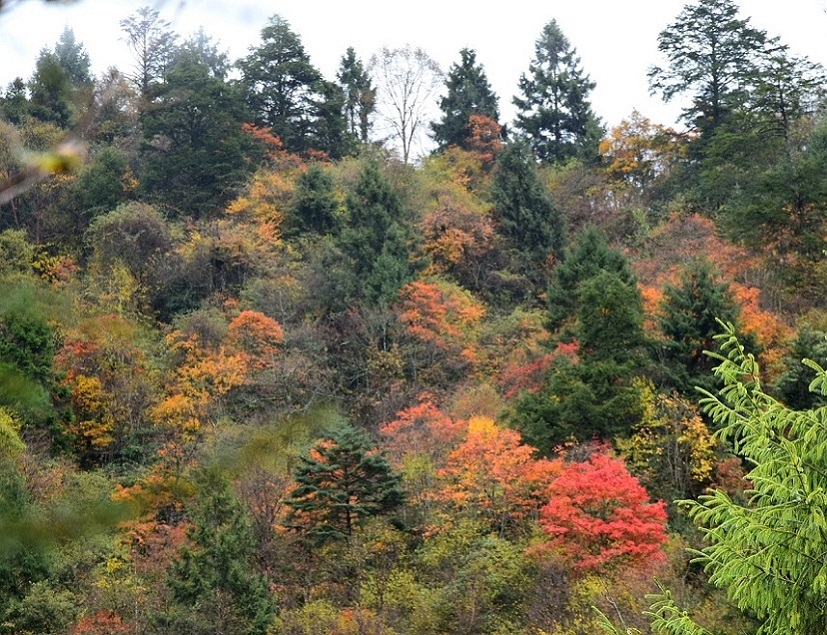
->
[431, 48, 500, 151]
[513, 19, 602, 164]
[285, 424, 404, 544]
[490, 141, 565, 262]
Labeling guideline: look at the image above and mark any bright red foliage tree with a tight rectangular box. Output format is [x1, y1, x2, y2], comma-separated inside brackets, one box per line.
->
[538, 451, 668, 573]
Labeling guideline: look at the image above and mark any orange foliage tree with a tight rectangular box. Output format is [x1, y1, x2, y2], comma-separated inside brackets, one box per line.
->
[55, 313, 160, 466]
[395, 279, 486, 385]
[436, 416, 560, 536]
[418, 156, 496, 289]
[600, 109, 685, 192]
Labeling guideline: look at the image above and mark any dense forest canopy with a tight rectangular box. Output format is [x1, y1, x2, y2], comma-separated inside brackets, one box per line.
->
[1, 1, 827, 633]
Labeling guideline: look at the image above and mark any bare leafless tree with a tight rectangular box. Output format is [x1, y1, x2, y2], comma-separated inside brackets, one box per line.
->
[369, 45, 442, 164]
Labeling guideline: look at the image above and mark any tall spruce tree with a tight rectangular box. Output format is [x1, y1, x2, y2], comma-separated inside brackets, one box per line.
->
[490, 141, 566, 262]
[546, 225, 637, 331]
[140, 49, 254, 216]
[0, 79, 28, 125]
[514, 270, 647, 453]
[513, 19, 602, 164]
[285, 424, 404, 544]
[431, 48, 500, 151]
[339, 159, 416, 305]
[239, 15, 352, 157]
[287, 163, 340, 236]
[52, 27, 92, 88]
[658, 258, 741, 395]
[167, 477, 275, 635]
[337, 47, 375, 143]
[27, 49, 72, 128]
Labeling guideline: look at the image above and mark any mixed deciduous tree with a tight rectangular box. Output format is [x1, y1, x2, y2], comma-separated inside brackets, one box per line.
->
[513, 19, 602, 164]
[436, 416, 560, 535]
[599, 109, 686, 194]
[395, 278, 486, 387]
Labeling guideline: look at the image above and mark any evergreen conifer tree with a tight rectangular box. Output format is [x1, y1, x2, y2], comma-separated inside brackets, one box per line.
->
[490, 141, 565, 262]
[633, 325, 827, 635]
[167, 477, 275, 635]
[658, 258, 741, 395]
[546, 225, 636, 331]
[431, 48, 500, 151]
[337, 47, 375, 143]
[513, 19, 603, 164]
[339, 160, 416, 305]
[287, 164, 340, 236]
[239, 15, 352, 157]
[285, 424, 404, 544]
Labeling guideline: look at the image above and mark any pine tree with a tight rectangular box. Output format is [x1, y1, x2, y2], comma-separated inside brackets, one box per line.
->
[431, 48, 500, 151]
[167, 477, 275, 635]
[285, 424, 404, 544]
[337, 47, 375, 143]
[140, 50, 254, 216]
[490, 141, 565, 262]
[513, 19, 603, 164]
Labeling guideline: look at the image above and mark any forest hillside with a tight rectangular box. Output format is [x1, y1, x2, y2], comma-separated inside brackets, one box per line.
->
[1, 1, 826, 633]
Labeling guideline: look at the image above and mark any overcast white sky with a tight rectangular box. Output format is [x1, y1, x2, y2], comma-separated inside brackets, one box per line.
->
[2, 0, 827, 133]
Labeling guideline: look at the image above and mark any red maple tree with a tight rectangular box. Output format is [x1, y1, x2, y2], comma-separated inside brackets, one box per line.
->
[538, 451, 668, 573]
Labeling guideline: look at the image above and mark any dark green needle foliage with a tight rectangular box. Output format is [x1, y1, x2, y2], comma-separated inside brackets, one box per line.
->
[339, 159, 417, 305]
[432, 48, 500, 151]
[513, 19, 602, 164]
[658, 258, 741, 395]
[546, 225, 636, 331]
[491, 141, 565, 263]
[285, 424, 404, 545]
[167, 476, 275, 635]
[287, 163, 340, 236]
[638, 325, 827, 635]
